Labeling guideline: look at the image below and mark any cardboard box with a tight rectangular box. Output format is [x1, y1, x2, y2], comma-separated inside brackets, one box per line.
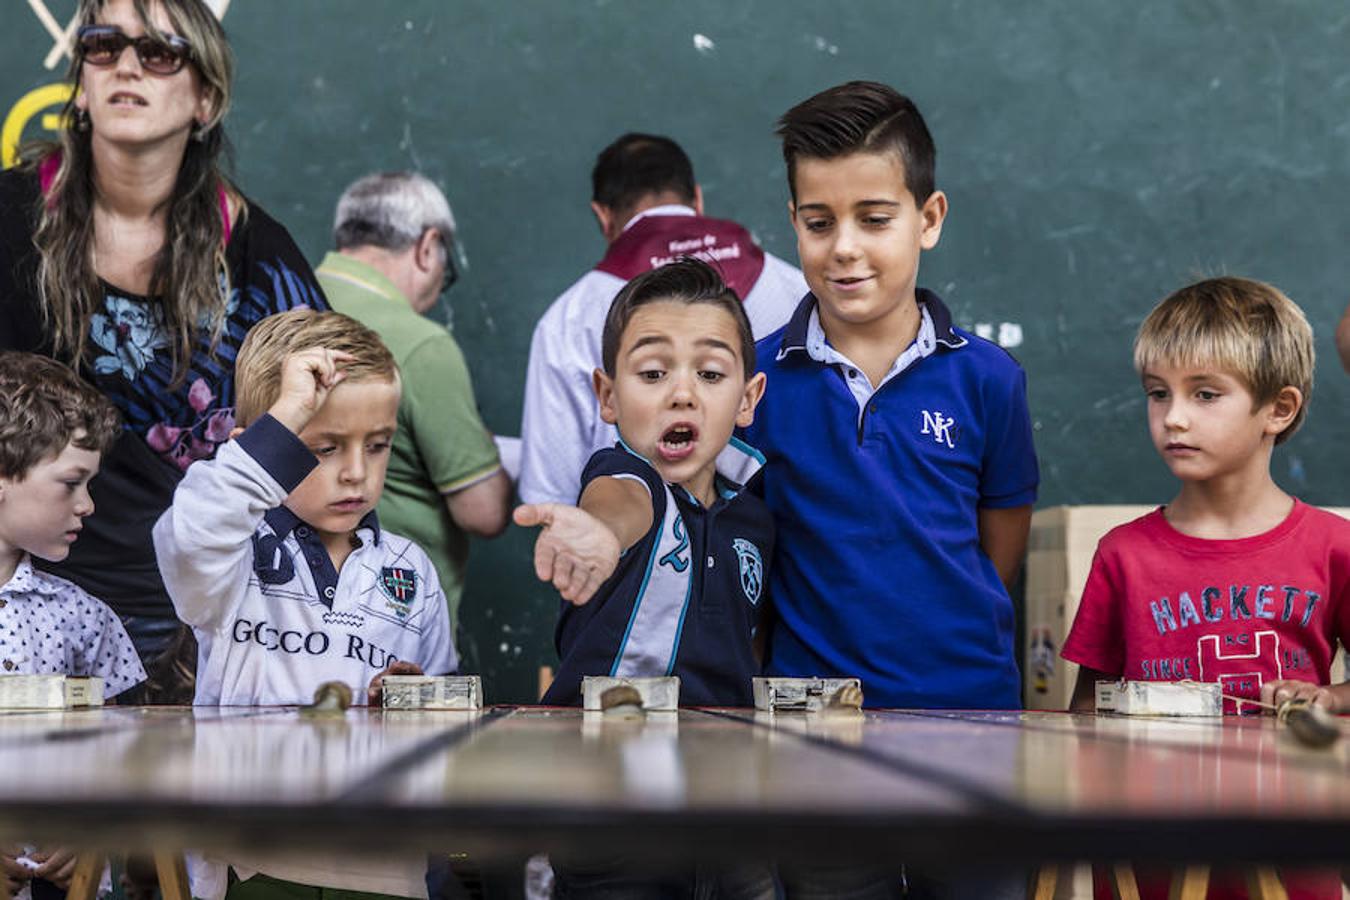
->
[1022, 505, 1350, 710]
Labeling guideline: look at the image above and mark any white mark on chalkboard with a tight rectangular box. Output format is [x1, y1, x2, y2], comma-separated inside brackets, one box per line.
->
[693, 33, 715, 54]
[1266, 33, 1287, 140]
[1210, 77, 1221, 90]
[399, 122, 424, 170]
[1046, 224, 1094, 240]
[971, 322, 1023, 348]
[1287, 454, 1306, 486]
[998, 322, 1023, 348]
[812, 35, 839, 55]
[404, 20, 413, 31]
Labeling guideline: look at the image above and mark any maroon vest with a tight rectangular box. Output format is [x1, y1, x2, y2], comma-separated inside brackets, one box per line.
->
[595, 212, 766, 302]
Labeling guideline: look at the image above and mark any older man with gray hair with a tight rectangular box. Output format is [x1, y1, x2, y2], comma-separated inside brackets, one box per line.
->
[317, 171, 510, 634]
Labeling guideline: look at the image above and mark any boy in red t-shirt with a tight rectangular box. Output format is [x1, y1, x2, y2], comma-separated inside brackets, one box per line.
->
[1062, 276, 1350, 900]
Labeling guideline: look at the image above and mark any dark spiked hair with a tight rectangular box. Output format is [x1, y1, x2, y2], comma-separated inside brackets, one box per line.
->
[776, 80, 936, 204]
[601, 258, 754, 379]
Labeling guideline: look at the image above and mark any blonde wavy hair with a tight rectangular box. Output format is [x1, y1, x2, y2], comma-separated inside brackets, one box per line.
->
[1134, 276, 1314, 444]
[234, 310, 399, 427]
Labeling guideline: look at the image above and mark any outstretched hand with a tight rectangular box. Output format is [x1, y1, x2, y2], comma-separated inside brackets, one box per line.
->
[268, 348, 356, 435]
[514, 503, 621, 605]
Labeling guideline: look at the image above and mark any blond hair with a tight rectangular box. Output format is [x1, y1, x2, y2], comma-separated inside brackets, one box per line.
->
[1134, 276, 1314, 444]
[234, 310, 398, 427]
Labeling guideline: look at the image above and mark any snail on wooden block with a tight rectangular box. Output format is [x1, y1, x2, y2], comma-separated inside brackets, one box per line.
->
[599, 684, 646, 719]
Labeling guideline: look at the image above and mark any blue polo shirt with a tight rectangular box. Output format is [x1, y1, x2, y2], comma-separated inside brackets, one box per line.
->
[741, 289, 1038, 709]
[542, 441, 774, 707]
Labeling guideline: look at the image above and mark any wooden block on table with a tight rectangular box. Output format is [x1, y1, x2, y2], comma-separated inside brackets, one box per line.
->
[381, 675, 482, 709]
[582, 676, 679, 711]
[1095, 680, 1221, 717]
[0, 675, 103, 709]
[752, 677, 863, 712]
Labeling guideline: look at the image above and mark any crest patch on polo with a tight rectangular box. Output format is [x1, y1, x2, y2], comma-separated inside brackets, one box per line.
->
[379, 567, 419, 618]
[732, 538, 763, 605]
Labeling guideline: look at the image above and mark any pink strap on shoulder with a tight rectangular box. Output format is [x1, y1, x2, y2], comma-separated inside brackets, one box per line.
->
[38, 153, 61, 203]
[218, 185, 231, 244]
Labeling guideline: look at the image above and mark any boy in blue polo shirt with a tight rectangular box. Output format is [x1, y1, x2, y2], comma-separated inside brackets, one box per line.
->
[741, 76, 1037, 900]
[515, 258, 771, 710]
[742, 80, 1039, 714]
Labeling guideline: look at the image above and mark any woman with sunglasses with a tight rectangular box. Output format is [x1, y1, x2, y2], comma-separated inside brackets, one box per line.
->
[0, 0, 327, 704]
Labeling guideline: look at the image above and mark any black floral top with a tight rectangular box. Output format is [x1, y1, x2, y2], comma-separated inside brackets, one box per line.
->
[0, 166, 327, 622]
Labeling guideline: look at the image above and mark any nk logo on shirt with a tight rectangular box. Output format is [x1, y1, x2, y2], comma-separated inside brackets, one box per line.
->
[920, 410, 957, 449]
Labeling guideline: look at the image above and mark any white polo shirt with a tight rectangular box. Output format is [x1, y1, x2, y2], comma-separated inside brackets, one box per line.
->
[153, 414, 456, 708]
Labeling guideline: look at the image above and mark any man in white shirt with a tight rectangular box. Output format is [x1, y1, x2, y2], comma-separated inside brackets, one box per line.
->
[518, 133, 805, 506]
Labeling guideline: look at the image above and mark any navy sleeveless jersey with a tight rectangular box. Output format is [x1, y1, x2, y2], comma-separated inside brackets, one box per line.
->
[542, 441, 774, 707]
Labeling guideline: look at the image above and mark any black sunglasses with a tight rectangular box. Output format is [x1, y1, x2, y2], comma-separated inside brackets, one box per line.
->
[77, 25, 193, 76]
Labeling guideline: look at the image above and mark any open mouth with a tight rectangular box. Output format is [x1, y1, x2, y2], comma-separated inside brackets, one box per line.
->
[109, 92, 148, 107]
[657, 424, 698, 461]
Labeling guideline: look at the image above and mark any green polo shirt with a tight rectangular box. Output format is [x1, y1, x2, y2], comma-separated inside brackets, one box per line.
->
[317, 251, 500, 631]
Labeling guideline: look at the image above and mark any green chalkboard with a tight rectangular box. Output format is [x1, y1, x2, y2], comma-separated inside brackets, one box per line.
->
[4, 1, 1350, 701]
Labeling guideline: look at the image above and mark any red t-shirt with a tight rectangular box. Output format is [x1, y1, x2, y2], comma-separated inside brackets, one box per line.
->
[1064, 500, 1350, 712]
[1065, 501, 1350, 900]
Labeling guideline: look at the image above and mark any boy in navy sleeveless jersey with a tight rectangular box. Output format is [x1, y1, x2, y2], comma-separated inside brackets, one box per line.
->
[516, 258, 775, 900]
[515, 258, 770, 708]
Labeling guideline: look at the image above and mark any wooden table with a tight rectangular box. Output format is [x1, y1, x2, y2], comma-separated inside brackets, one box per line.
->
[1, 706, 1348, 896]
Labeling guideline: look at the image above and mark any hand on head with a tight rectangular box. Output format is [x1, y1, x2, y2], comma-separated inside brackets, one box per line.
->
[267, 348, 356, 434]
[513, 503, 621, 606]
